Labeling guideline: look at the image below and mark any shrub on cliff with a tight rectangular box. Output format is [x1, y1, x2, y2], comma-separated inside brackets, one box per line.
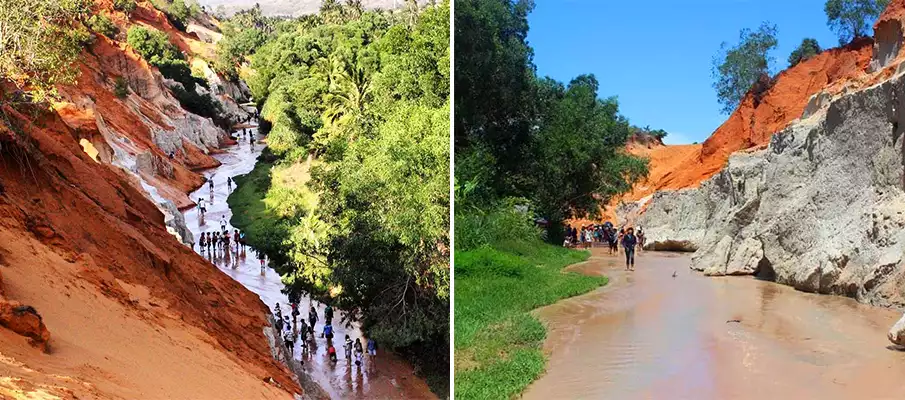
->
[127, 26, 222, 123]
[0, 0, 92, 102]
[711, 22, 778, 115]
[788, 38, 822, 67]
[825, 0, 890, 44]
[113, 0, 137, 14]
[88, 13, 118, 38]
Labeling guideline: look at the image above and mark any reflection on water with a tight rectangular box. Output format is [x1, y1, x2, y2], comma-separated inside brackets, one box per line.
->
[181, 125, 435, 399]
[523, 248, 905, 400]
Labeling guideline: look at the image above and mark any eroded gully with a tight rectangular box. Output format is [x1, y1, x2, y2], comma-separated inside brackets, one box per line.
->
[180, 122, 435, 399]
[522, 248, 905, 400]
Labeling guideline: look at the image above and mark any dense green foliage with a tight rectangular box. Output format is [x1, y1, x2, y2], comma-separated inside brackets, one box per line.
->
[711, 22, 778, 115]
[214, 5, 278, 80]
[455, 0, 647, 234]
[788, 38, 822, 67]
[825, 0, 889, 44]
[87, 13, 118, 38]
[114, 76, 130, 98]
[150, 0, 201, 31]
[631, 124, 669, 140]
[113, 0, 137, 14]
[454, 232, 604, 399]
[230, 1, 450, 394]
[0, 0, 93, 102]
[126, 26, 222, 123]
[454, 1, 639, 396]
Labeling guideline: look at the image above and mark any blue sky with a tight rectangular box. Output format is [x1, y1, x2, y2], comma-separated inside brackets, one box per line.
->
[527, 0, 846, 144]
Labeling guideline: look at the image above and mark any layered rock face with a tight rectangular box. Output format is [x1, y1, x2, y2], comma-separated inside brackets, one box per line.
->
[627, 1, 905, 309]
[638, 74, 905, 308]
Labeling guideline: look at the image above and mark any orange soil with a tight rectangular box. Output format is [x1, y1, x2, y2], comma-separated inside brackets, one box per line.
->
[0, 1, 302, 398]
[0, 102, 299, 398]
[579, 24, 885, 227]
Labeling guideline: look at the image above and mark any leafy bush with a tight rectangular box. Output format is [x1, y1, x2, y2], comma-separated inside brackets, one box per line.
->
[114, 77, 129, 98]
[455, 201, 541, 252]
[127, 26, 181, 63]
[788, 38, 822, 67]
[87, 13, 118, 38]
[168, 83, 223, 121]
[711, 22, 778, 115]
[825, 0, 889, 44]
[113, 0, 137, 14]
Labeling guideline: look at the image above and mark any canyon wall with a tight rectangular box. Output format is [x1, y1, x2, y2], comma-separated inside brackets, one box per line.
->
[0, 1, 300, 398]
[623, 1, 905, 309]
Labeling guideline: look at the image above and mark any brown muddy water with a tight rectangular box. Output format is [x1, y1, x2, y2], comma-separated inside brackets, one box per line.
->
[522, 248, 905, 400]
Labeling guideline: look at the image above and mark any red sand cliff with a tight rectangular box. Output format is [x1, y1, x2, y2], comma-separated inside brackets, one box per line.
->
[0, 1, 299, 398]
[582, 2, 905, 226]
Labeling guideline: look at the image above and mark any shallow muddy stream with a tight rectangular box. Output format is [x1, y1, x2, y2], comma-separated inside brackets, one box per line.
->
[180, 123, 435, 399]
[523, 248, 905, 400]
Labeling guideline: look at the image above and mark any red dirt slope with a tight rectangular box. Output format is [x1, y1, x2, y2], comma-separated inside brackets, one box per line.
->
[0, 102, 298, 398]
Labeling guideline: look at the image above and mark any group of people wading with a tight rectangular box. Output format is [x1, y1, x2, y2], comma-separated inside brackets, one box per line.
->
[565, 222, 645, 271]
[196, 176, 268, 271]
[274, 301, 378, 370]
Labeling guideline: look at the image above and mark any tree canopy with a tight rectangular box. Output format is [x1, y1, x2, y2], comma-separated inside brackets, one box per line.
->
[0, 0, 92, 102]
[238, 1, 450, 392]
[825, 0, 889, 44]
[711, 22, 778, 115]
[788, 38, 822, 67]
[455, 0, 647, 235]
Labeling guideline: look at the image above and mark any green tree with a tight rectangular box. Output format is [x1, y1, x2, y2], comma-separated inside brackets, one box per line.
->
[788, 38, 822, 67]
[0, 0, 92, 102]
[454, 0, 536, 197]
[711, 22, 778, 115]
[825, 0, 889, 44]
[113, 0, 137, 14]
[238, 3, 450, 393]
[87, 13, 119, 38]
[527, 75, 647, 224]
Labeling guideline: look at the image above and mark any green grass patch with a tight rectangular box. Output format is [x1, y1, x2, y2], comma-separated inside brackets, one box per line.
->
[454, 240, 606, 399]
[226, 152, 288, 259]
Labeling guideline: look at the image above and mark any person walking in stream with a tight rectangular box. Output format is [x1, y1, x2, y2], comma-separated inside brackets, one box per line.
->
[227, 177, 232, 191]
[344, 335, 353, 360]
[282, 317, 294, 356]
[197, 197, 207, 218]
[324, 304, 334, 325]
[622, 227, 638, 271]
[308, 305, 318, 335]
[354, 338, 364, 367]
[208, 176, 214, 192]
[367, 337, 377, 357]
[257, 249, 266, 274]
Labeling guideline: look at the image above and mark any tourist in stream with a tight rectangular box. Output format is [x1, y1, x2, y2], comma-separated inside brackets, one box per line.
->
[622, 227, 638, 271]
[282, 318, 294, 356]
[227, 177, 232, 191]
[199, 232, 206, 253]
[206, 232, 212, 253]
[198, 197, 207, 218]
[637, 226, 646, 251]
[298, 319, 308, 342]
[367, 337, 377, 356]
[308, 305, 318, 333]
[220, 216, 227, 232]
[327, 343, 337, 363]
[344, 335, 353, 360]
[354, 338, 364, 367]
[324, 303, 334, 325]
[258, 249, 266, 274]
[208, 176, 214, 191]
[323, 321, 334, 340]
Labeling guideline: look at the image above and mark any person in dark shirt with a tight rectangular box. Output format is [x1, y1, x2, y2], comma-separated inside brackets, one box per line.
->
[622, 227, 638, 271]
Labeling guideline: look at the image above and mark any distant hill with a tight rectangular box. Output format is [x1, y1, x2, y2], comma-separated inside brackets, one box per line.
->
[198, 0, 418, 16]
